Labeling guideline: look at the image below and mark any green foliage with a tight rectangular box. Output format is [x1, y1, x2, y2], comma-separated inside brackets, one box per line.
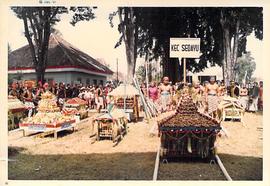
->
[136, 65, 146, 83]
[110, 7, 263, 82]
[234, 52, 256, 84]
[70, 7, 97, 26]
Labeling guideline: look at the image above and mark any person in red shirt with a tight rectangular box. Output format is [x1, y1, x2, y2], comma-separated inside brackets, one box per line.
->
[148, 81, 158, 103]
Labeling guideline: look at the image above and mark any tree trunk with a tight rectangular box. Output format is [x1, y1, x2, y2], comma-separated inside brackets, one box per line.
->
[125, 37, 136, 83]
[224, 26, 232, 85]
[220, 10, 233, 86]
[22, 8, 52, 84]
[35, 66, 46, 83]
[118, 7, 137, 84]
[148, 61, 152, 82]
[231, 19, 240, 81]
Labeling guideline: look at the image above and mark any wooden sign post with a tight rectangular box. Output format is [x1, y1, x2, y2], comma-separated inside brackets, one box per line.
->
[170, 38, 201, 83]
[183, 58, 186, 83]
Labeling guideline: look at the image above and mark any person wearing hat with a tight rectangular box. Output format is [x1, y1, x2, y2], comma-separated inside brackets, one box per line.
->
[205, 76, 219, 118]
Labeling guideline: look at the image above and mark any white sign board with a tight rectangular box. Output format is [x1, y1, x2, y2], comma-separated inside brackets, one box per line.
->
[170, 38, 201, 58]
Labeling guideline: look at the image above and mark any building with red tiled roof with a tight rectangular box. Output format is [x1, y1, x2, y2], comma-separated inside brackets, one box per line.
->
[8, 34, 113, 85]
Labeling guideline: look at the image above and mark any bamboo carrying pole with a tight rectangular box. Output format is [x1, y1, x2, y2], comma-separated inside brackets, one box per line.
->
[215, 155, 233, 181]
[153, 142, 161, 181]
[133, 76, 152, 119]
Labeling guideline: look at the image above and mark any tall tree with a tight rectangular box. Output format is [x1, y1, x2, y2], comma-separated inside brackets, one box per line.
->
[219, 7, 263, 85]
[11, 7, 96, 83]
[110, 7, 263, 83]
[117, 7, 138, 83]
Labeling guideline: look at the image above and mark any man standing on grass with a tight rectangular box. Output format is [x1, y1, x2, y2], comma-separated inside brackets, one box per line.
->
[249, 82, 259, 112]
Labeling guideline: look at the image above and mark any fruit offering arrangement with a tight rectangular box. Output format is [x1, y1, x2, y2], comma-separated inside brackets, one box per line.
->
[38, 91, 60, 112]
[41, 91, 55, 99]
[65, 97, 87, 105]
[21, 91, 74, 125]
[63, 98, 87, 116]
[38, 99, 60, 112]
[159, 93, 220, 128]
[62, 107, 79, 115]
[22, 112, 73, 125]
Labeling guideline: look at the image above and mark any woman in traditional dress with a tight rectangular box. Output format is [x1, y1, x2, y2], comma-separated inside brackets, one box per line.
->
[205, 76, 219, 118]
[158, 77, 172, 113]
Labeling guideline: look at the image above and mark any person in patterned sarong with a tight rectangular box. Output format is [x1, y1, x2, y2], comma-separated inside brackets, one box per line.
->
[159, 77, 173, 113]
[205, 76, 219, 118]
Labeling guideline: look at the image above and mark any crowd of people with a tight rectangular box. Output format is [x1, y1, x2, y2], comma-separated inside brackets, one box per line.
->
[8, 77, 263, 118]
[140, 76, 263, 118]
[8, 81, 115, 116]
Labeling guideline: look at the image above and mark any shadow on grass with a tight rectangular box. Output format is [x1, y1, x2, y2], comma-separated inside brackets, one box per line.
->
[8, 146, 27, 157]
[8, 149, 262, 180]
[8, 151, 156, 180]
[158, 153, 262, 181]
[218, 153, 262, 181]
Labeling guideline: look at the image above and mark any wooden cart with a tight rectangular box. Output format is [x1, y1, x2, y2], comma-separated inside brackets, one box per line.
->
[93, 114, 127, 142]
[158, 92, 221, 161]
[217, 96, 245, 122]
[107, 84, 140, 122]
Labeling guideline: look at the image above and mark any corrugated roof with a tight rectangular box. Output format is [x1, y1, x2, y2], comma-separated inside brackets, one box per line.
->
[8, 34, 113, 75]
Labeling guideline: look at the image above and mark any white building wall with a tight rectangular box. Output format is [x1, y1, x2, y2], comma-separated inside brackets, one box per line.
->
[187, 65, 223, 82]
[69, 72, 107, 85]
[9, 71, 108, 86]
